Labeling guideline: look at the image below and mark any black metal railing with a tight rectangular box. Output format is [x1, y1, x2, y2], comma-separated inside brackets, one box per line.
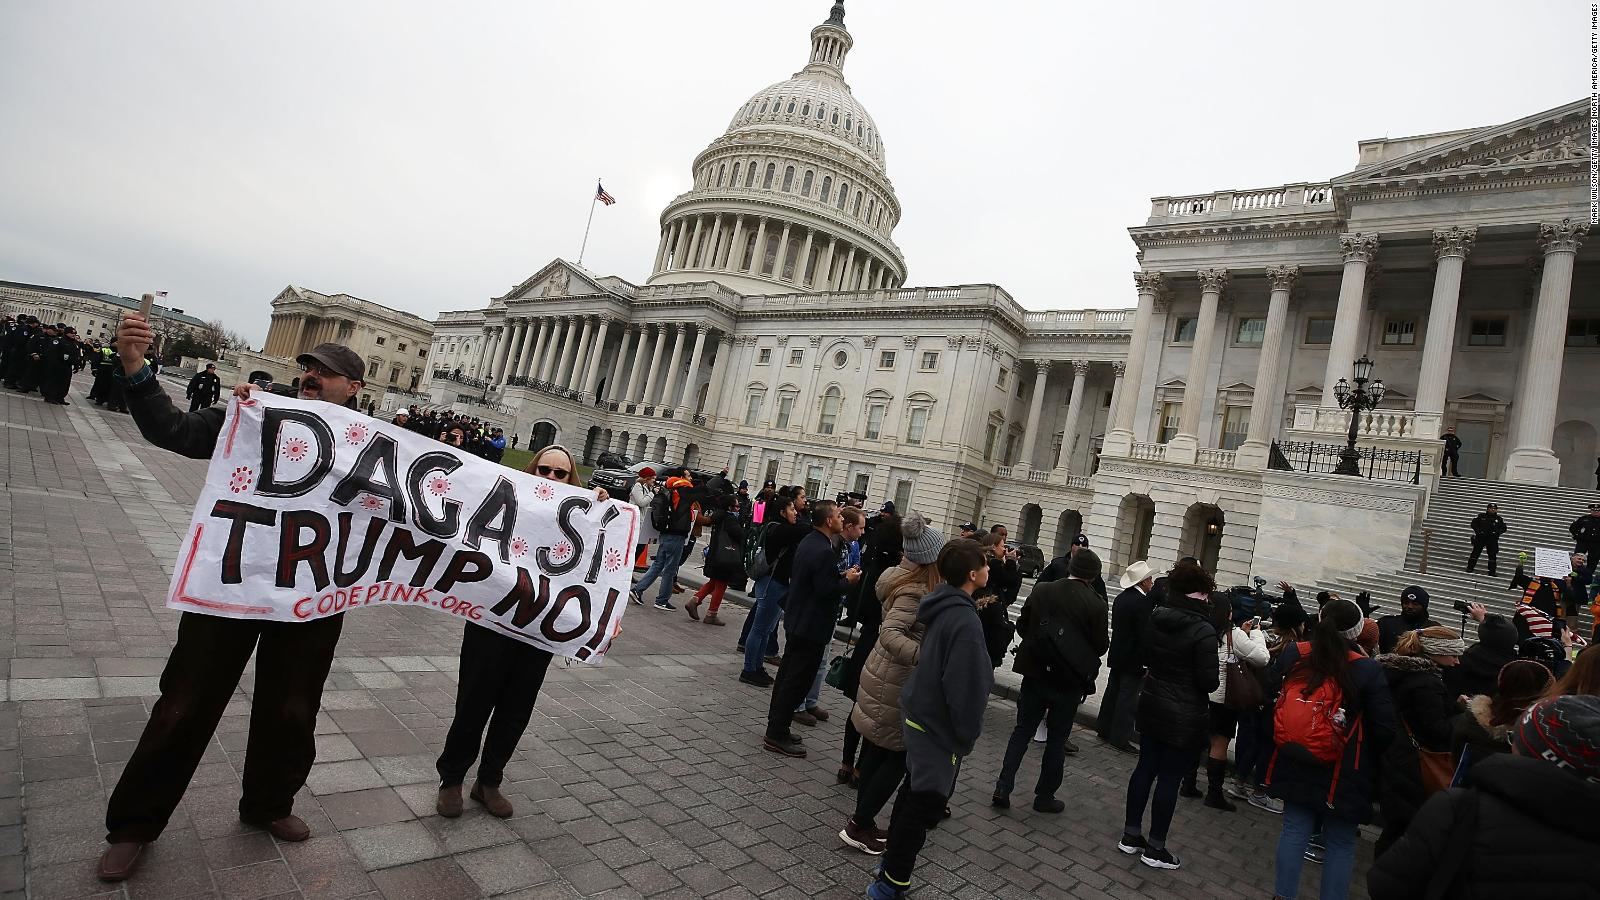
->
[1268, 439, 1422, 485]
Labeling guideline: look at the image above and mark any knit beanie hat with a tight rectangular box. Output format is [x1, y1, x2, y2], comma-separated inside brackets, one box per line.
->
[900, 512, 946, 565]
[1356, 618, 1380, 655]
[1513, 695, 1600, 785]
[1068, 547, 1102, 580]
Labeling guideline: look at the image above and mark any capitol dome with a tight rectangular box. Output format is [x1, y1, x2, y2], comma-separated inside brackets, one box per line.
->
[647, 1, 907, 296]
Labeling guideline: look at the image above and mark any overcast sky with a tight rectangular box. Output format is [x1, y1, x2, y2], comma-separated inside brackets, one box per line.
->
[0, 1, 1580, 346]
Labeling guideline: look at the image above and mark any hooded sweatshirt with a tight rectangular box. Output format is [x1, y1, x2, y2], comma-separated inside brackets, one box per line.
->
[1444, 613, 1516, 699]
[899, 583, 994, 757]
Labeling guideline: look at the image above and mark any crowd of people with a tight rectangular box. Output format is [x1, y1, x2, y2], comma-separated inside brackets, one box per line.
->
[391, 407, 510, 462]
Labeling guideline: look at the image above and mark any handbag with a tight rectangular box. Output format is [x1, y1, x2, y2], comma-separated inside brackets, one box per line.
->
[1405, 720, 1455, 795]
[825, 621, 857, 690]
[1224, 629, 1266, 711]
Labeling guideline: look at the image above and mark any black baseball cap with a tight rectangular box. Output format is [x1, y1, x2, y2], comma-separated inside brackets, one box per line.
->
[296, 343, 366, 382]
[1072, 534, 1090, 547]
[959, 522, 976, 532]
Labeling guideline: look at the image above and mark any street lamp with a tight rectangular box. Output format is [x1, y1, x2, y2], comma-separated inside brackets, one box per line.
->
[1331, 355, 1385, 476]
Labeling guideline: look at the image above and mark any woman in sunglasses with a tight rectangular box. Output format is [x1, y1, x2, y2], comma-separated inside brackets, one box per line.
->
[435, 444, 608, 819]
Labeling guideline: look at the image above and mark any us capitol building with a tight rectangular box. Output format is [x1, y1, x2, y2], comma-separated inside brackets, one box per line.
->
[424, 2, 1595, 593]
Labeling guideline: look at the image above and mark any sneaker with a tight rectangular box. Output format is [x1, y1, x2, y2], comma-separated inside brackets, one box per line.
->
[763, 733, 806, 758]
[739, 670, 774, 688]
[1140, 847, 1182, 870]
[1063, 738, 1079, 754]
[792, 709, 819, 727]
[629, 589, 644, 606]
[839, 818, 886, 855]
[1116, 833, 1148, 855]
[1032, 797, 1065, 814]
[1247, 791, 1285, 815]
[1304, 842, 1325, 864]
[990, 793, 1009, 809]
[654, 600, 675, 611]
[1224, 779, 1251, 801]
[866, 878, 908, 900]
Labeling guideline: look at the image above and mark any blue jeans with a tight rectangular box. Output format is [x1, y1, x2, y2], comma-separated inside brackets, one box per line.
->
[1235, 707, 1274, 787]
[1274, 800, 1357, 900]
[796, 651, 829, 712]
[742, 579, 787, 675]
[634, 533, 685, 604]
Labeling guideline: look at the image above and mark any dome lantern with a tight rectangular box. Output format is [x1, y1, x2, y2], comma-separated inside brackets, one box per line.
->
[805, 2, 853, 78]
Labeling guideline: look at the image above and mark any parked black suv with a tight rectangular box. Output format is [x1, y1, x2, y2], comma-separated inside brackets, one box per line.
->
[1008, 541, 1046, 579]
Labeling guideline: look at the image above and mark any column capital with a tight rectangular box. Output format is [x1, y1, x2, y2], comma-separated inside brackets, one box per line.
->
[1432, 226, 1477, 260]
[719, 331, 734, 346]
[1196, 268, 1230, 294]
[1539, 218, 1588, 254]
[1112, 360, 1127, 376]
[903, 336, 920, 349]
[596, 313, 614, 327]
[1265, 264, 1300, 292]
[1072, 359, 1092, 377]
[1133, 270, 1167, 297]
[808, 335, 822, 347]
[862, 335, 877, 348]
[1032, 358, 1052, 373]
[1339, 232, 1379, 264]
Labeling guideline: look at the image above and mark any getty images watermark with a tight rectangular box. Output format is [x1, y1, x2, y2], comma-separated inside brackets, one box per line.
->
[1592, 4, 1598, 223]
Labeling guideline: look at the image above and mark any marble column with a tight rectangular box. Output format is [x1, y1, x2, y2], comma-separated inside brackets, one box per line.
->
[705, 216, 724, 270]
[677, 325, 709, 414]
[1321, 233, 1379, 406]
[820, 237, 838, 288]
[1054, 361, 1090, 475]
[798, 229, 816, 286]
[775, 222, 792, 279]
[559, 316, 591, 389]
[704, 333, 734, 422]
[1415, 226, 1477, 414]
[479, 328, 499, 378]
[749, 219, 768, 274]
[498, 319, 525, 382]
[581, 316, 610, 401]
[1016, 360, 1051, 471]
[624, 324, 652, 403]
[1505, 219, 1587, 484]
[726, 216, 746, 270]
[537, 317, 567, 383]
[653, 227, 671, 272]
[686, 216, 706, 268]
[606, 324, 634, 402]
[641, 324, 669, 407]
[1104, 272, 1165, 457]
[517, 318, 546, 381]
[1168, 268, 1228, 464]
[661, 324, 690, 412]
[839, 248, 857, 291]
[1237, 265, 1299, 469]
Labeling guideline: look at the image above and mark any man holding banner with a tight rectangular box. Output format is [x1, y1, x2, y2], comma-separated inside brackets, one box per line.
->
[96, 313, 368, 883]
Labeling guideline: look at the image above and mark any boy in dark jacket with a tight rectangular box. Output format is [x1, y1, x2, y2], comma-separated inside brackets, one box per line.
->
[991, 548, 1109, 812]
[868, 539, 993, 900]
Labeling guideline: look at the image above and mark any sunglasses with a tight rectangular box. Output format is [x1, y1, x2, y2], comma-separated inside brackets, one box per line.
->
[535, 465, 571, 480]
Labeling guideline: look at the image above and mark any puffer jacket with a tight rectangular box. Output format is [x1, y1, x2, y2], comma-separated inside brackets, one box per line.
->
[1377, 653, 1459, 829]
[849, 560, 935, 752]
[1209, 624, 1268, 705]
[1449, 694, 1513, 771]
[1136, 595, 1218, 751]
[1367, 754, 1600, 900]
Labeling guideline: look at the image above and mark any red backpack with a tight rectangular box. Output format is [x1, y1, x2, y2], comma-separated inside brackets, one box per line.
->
[1266, 642, 1365, 805]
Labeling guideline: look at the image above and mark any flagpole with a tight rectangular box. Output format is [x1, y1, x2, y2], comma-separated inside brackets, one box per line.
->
[578, 178, 600, 265]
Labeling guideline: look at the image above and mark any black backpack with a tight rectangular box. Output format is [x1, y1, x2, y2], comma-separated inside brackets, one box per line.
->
[649, 489, 673, 532]
[1029, 598, 1100, 694]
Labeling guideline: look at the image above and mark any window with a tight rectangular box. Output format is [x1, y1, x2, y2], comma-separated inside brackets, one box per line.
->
[367, 360, 380, 378]
[801, 102, 810, 116]
[787, 101, 796, 114]
[744, 164, 757, 188]
[892, 479, 913, 512]
[757, 348, 772, 365]
[833, 350, 848, 368]
[852, 192, 863, 216]
[762, 233, 780, 275]
[853, 473, 870, 495]
[389, 365, 402, 384]
[733, 453, 748, 483]
[1158, 402, 1182, 443]
[1172, 318, 1197, 343]
[878, 350, 896, 369]
[375, 335, 387, 346]
[418, 348, 427, 358]
[1304, 317, 1335, 344]
[864, 403, 886, 439]
[716, 164, 725, 187]
[996, 367, 1008, 389]
[762, 163, 775, 189]
[1568, 317, 1600, 347]
[1235, 318, 1265, 345]
[397, 341, 407, 352]
[743, 391, 764, 426]
[919, 351, 939, 371]
[775, 393, 796, 429]
[789, 348, 804, 366]
[837, 181, 850, 209]
[983, 423, 999, 461]
[763, 458, 779, 485]
[906, 407, 929, 445]
[1003, 432, 1019, 465]
[818, 387, 841, 434]
[819, 175, 831, 204]
[1220, 406, 1251, 451]
[805, 465, 823, 499]
[1381, 318, 1417, 346]
[732, 162, 741, 186]
[800, 170, 813, 196]
[782, 166, 795, 192]
[1471, 317, 1509, 347]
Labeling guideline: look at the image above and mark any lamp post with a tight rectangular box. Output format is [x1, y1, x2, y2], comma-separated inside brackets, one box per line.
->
[1331, 355, 1385, 476]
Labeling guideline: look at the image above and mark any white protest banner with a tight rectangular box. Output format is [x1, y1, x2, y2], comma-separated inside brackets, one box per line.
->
[1533, 547, 1571, 579]
[165, 392, 637, 664]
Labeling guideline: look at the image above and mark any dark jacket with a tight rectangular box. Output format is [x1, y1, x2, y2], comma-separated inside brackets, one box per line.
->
[126, 369, 226, 457]
[985, 555, 1023, 609]
[1571, 513, 1600, 548]
[1449, 694, 1513, 771]
[1377, 653, 1458, 828]
[1135, 596, 1218, 750]
[1012, 577, 1108, 694]
[702, 510, 748, 586]
[899, 583, 994, 757]
[1441, 433, 1462, 454]
[1367, 754, 1600, 900]
[186, 370, 221, 404]
[762, 520, 809, 585]
[1107, 584, 1153, 675]
[658, 480, 703, 537]
[1443, 614, 1516, 700]
[782, 530, 853, 644]
[1470, 512, 1507, 540]
[1265, 641, 1395, 823]
[1377, 611, 1439, 654]
[1040, 554, 1106, 600]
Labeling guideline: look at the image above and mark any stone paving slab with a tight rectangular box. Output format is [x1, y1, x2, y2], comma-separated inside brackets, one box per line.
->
[0, 373, 1373, 898]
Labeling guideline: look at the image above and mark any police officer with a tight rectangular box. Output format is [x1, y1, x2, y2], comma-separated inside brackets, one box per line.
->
[1441, 425, 1463, 477]
[95, 311, 369, 884]
[184, 362, 222, 411]
[33, 322, 79, 403]
[1467, 502, 1508, 576]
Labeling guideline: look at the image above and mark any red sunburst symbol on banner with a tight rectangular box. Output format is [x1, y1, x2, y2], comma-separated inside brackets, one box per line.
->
[359, 494, 384, 511]
[282, 437, 310, 462]
[344, 423, 369, 445]
[228, 466, 254, 494]
[238, 397, 258, 408]
[533, 482, 556, 502]
[551, 540, 572, 561]
[427, 475, 451, 497]
[603, 547, 625, 572]
[510, 537, 529, 557]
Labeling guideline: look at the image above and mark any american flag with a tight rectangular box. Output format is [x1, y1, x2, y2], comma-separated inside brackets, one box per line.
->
[156, 291, 168, 297]
[595, 182, 616, 206]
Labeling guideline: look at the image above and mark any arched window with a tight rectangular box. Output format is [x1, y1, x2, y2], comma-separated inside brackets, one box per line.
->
[744, 162, 757, 188]
[819, 175, 832, 204]
[787, 100, 796, 113]
[831, 110, 839, 125]
[731, 162, 742, 186]
[763, 163, 775, 189]
[759, 101, 769, 114]
[857, 124, 863, 139]
[800, 170, 813, 196]
[876, 208, 885, 228]
[845, 116, 853, 131]
[782, 166, 794, 192]
[801, 102, 810, 116]
[837, 181, 849, 209]
[818, 386, 842, 435]
[852, 192, 863, 216]
[716, 164, 725, 187]
[865, 198, 874, 220]
[815, 104, 824, 120]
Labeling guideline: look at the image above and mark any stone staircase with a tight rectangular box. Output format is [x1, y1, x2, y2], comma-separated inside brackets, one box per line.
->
[1316, 475, 1599, 624]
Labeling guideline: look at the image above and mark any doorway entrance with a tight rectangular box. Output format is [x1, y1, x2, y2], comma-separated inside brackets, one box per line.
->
[1454, 421, 1491, 478]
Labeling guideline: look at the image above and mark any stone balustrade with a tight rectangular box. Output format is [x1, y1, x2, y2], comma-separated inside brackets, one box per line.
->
[995, 465, 1013, 478]
[1020, 309, 1132, 330]
[1291, 405, 1442, 441]
[1153, 183, 1335, 220]
[1130, 442, 1167, 462]
[1195, 448, 1237, 469]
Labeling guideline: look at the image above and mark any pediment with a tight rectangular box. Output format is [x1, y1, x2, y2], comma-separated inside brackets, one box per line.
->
[1336, 99, 1588, 184]
[1218, 380, 1253, 392]
[1157, 378, 1186, 388]
[1453, 391, 1506, 404]
[499, 259, 608, 302]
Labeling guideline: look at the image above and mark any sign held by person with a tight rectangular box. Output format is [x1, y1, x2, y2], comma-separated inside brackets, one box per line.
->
[1532, 547, 1571, 579]
[166, 392, 637, 663]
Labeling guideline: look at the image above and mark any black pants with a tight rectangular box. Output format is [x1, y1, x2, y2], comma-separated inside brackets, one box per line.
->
[853, 737, 907, 830]
[1442, 451, 1459, 476]
[105, 611, 345, 843]
[38, 368, 69, 402]
[436, 622, 554, 787]
[1096, 668, 1142, 748]
[189, 394, 214, 412]
[1123, 737, 1193, 844]
[1468, 537, 1499, 575]
[766, 635, 826, 740]
[995, 677, 1079, 800]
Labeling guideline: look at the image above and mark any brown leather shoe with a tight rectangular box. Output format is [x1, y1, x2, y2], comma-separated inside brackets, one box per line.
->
[436, 784, 464, 818]
[470, 781, 515, 818]
[96, 841, 145, 882]
[247, 814, 311, 842]
[806, 705, 830, 722]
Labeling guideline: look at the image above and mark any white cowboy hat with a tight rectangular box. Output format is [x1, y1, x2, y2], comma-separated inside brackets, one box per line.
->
[1119, 560, 1155, 589]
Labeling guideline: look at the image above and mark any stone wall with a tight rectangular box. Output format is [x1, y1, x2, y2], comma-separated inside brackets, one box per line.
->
[1251, 470, 1423, 588]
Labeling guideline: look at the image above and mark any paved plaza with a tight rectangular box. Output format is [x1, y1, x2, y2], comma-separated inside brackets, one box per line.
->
[0, 373, 1372, 899]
